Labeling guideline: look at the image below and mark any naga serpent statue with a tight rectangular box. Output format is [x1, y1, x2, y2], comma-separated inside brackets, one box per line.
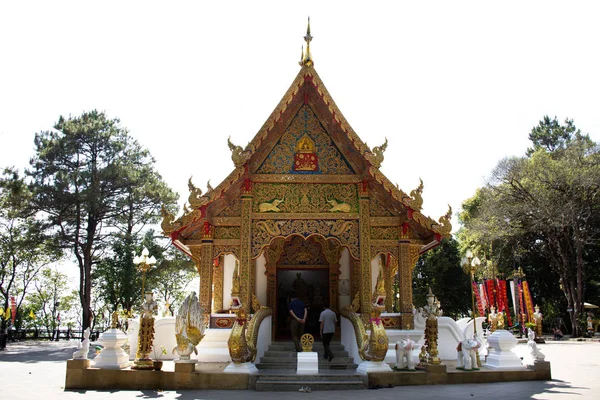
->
[227, 262, 272, 363]
[340, 267, 389, 361]
[173, 292, 205, 361]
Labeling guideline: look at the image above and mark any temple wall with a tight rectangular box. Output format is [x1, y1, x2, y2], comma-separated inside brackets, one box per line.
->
[255, 253, 267, 307]
[338, 248, 351, 310]
[223, 254, 236, 311]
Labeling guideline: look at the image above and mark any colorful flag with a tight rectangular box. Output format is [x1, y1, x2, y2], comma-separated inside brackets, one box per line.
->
[486, 279, 496, 310]
[522, 281, 535, 322]
[29, 310, 35, 319]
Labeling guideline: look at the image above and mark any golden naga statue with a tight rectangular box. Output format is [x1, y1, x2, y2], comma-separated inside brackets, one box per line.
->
[340, 268, 389, 362]
[187, 177, 210, 209]
[160, 204, 182, 235]
[227, 262, 273, 364]
[228, 308, 252, 363]
[406, 178, 424, 211]
[173, 292, 205, 361]
[245, 294, 272, 362]
[227, 136, 254, 168]
[364, 138, 388, 168]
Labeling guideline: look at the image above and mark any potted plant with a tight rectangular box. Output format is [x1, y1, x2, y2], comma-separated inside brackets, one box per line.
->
[153, 345, 167, 371]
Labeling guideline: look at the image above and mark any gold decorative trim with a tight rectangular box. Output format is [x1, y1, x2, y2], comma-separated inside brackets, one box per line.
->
[369, 217, 402, 227]
[212, 217, 241, 226]
[371, 240, 400, 246]
[251, 174, 361, 183]
[213, 239, 241, 246]
[252, 212, 359, 220]
[213, 257, 224, 312]
[212, 245, 240, 261]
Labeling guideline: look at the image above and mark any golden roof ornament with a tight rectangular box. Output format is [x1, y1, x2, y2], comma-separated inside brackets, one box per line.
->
[406, 178, 424, 211]
[365, 138, 388, 168]
[435, 204, 453, 236]
[299, 17, 313, 67]
[160, 204, 181, 235]
[187, 176, 210, 208]
[227, 136, 252, 167]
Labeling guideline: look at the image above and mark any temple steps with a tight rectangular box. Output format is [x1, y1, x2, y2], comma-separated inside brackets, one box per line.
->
[256, 341, 357, 371]
[252, 372, 366, 391]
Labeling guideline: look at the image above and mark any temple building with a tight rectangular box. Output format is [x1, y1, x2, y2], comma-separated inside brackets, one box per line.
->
[161, 22, 452, 340]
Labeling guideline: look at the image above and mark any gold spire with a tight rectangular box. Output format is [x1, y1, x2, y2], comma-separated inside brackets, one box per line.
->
[299, 17, 313, 67]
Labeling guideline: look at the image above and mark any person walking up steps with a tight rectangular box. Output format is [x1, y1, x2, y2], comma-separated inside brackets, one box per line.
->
[289, 292, 307, 352]
[319, 304, 337, 361]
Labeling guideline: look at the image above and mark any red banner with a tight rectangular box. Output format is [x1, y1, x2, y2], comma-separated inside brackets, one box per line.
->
[485, 280, 496, 310]
[473, 282, 485, 316]
[10, 296, 16, 324]
[518, 282, 526, 325]
[498, 279, 512, 326]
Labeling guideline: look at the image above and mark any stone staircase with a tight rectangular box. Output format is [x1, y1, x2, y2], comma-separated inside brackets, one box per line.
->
[253, 341, 365, 391]
[256, 341, 357, 371]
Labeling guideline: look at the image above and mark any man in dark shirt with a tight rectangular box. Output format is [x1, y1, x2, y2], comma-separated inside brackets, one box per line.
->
[288, 292, 307, 352]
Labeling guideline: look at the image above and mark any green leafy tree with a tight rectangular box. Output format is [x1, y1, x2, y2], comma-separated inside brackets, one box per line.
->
[460, 117, 600, 336]
[413, 238, 471, 319]
[28, 110, 177, 331]
[144, 231, 196, 316]
[94, 230, 196, 316]
[26, 267, 74, 335]
[0, 168, 59, 334]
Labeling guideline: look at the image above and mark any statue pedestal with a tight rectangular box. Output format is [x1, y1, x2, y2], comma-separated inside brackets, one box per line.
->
[424, 363, 447, 373]
[356, 361, 393, 375]
[297, 352, 318, 375]
[175, 362, 196, 373]
[484, 330, 525, 370]
[94, 328, 131, 370]
[224, 361, 258, 374]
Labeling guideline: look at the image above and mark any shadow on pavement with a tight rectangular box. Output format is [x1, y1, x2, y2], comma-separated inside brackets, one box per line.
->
[0, 341, 79, 362]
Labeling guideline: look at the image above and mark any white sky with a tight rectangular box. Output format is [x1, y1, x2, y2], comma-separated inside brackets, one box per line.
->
[1, 1, 599, 232]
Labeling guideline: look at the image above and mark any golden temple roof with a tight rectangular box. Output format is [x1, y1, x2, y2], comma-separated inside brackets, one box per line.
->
[162, 23, 451, 250]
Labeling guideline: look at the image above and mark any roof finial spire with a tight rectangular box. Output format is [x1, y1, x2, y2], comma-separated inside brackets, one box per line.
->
[299, 17, 313, 67]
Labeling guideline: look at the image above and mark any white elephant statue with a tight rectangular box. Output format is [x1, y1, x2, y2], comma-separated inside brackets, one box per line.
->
[395, 338, 416, 370]
[456, 334, 481, 370]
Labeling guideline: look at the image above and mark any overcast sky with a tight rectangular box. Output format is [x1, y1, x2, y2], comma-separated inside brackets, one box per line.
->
[1, 1, 599, 233]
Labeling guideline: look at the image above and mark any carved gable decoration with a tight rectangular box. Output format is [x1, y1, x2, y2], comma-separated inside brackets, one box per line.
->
[216, 196, 242, 217]
[256, 104, 354, 175]
[278, 236, 327, 266]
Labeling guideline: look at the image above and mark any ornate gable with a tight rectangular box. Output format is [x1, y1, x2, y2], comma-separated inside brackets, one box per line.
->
[161, 27, 451, 252]
[256, 104, 354, 175]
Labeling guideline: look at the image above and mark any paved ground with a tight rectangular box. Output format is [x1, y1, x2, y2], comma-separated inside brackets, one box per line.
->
[1, 339, 599, 399]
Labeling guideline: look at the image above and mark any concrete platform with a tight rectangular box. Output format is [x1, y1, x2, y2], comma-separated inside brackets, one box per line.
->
[65, 361, 249, 390]
[64, 358, 551, 391]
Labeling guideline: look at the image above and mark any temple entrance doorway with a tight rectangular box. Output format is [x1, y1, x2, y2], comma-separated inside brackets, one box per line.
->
[265, 235, 342, 340]
[275, 268, 329, 340]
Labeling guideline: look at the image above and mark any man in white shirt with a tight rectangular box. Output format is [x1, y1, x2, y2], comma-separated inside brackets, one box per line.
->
[319, 304, 337, 362]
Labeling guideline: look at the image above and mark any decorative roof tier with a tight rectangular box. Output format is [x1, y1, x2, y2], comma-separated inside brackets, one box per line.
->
[161, 22, 451, 256]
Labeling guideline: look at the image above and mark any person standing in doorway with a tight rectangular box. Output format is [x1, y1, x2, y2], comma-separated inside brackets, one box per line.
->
[288, 292, 307, 352]
[319, 304, 337, 361]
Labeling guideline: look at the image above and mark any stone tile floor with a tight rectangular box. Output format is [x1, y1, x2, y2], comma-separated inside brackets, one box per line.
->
[1, 339, 599, 399]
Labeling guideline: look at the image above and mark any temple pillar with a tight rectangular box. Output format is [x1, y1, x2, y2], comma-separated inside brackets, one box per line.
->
[384, 255, 396, 313]
[358, 181, 372, 315]
[212, 254, 224, 312]
[240, 180, 253, 314]
[191, 222, 214, 320]
[397, 241, 421, 329]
